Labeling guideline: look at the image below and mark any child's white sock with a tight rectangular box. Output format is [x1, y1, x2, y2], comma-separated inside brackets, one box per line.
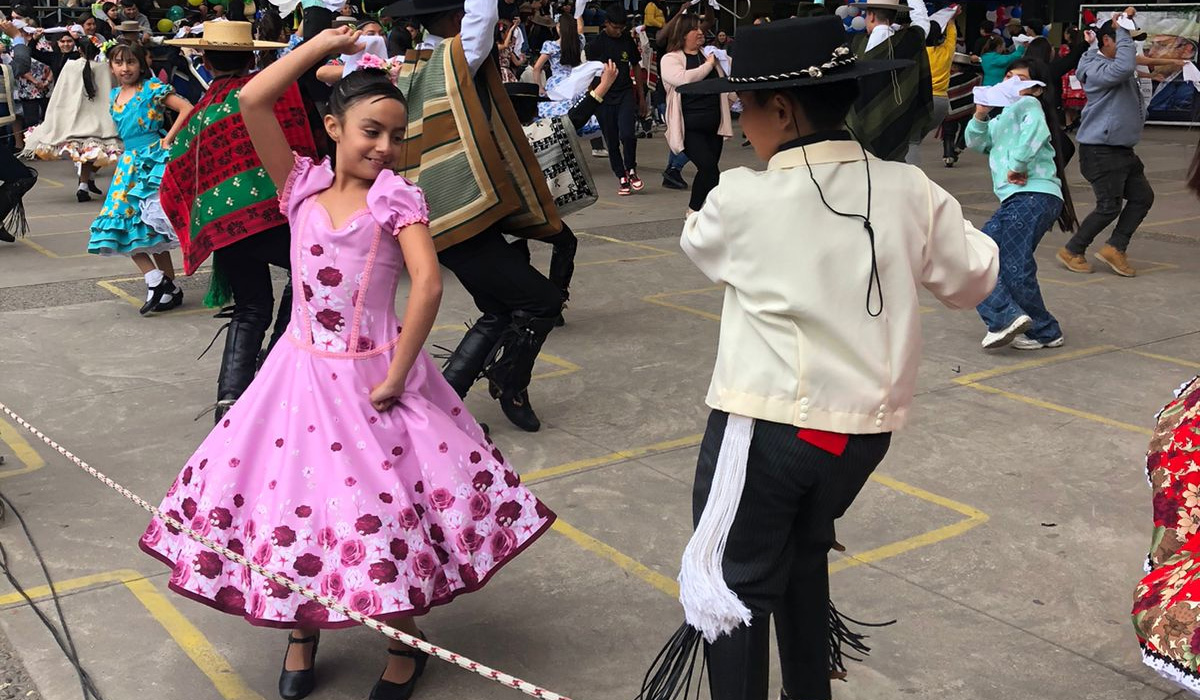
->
[77, 182, 87, 192]
[144, 270, 165, 300]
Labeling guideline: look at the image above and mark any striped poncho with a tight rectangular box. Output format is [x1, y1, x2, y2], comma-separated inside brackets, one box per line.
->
[160, 75, 317, 276]
[847, 26, 934, 162]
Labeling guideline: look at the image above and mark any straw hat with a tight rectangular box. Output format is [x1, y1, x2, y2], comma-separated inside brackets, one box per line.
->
[117, 20, 143, 33]
[165, 20, 286, 49]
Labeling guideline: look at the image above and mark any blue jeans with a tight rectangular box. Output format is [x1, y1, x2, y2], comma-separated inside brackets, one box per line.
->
[976, 191, 1064, 343]
[667, 151, 689, 170]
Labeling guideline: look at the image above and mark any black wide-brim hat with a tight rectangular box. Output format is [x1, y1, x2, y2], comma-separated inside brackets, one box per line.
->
[382, 0, 463, 18]
[504, 81, 550, 101]
[677, 16, 912, 95]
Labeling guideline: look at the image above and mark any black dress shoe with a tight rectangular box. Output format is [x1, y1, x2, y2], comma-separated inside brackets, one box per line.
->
[498, 389, 541, 432]
[153, 282, 184, 312]
[87, 181, 103, 195]
[0, 225, 13, 243]
[279, 633, 319, 700]
[76, 189, 90, 203]
[139, 279, 174, 315]
[369, 642, 430, 700]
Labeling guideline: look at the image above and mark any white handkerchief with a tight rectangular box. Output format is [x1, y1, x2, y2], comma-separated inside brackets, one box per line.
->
[341, 35, 389, 77]
[702, 45, 731, 76]
[1117, 16, 1138, 32]
[548, 60, 604, 102]
[1012, 34, 1034, 45]
[972, 77, 1046, 107]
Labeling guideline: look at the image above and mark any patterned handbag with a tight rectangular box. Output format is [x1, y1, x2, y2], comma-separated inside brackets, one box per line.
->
[520, 115, 598, 217]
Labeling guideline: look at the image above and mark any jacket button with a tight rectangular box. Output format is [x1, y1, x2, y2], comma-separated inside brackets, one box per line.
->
[799, 413, 808, 421]
[875, 419, 884, 427]
[800, 397, 809, 405]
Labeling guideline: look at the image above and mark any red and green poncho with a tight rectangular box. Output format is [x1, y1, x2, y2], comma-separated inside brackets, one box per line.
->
[160, 74, 318, 278]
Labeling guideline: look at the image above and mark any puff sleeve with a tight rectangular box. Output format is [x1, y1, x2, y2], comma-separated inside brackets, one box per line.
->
[366, 169, 430, 237]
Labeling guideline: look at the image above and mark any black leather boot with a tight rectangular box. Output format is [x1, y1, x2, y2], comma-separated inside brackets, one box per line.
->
[484, 312, 557, 432]
[214, 317, 268, 423]
[662, 167, 689, 190]
[441, 313, 508, 398]
[260, 283, 293, 368]
[704, 616, 772, 700]
[548, 231, 576, 327]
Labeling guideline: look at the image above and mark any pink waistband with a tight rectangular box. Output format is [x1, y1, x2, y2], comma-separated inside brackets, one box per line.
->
[287, 332, 402, 359]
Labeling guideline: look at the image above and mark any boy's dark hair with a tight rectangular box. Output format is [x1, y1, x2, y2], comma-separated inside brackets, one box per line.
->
[206, 49, 254, 73]
[751, 80, 860, 132]
[867, 7, 896, 25]
[120, 0, 137, 8]
[328, 68, 408, 119]
[980, 19, 994, 33]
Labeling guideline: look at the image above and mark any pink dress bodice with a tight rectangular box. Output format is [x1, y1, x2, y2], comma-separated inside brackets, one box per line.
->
[280, 157, 429, 357]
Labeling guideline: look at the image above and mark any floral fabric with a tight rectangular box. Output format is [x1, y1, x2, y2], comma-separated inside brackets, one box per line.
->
[141, 156, 555, 628]
[1134, 376, 1200, 692]
[15, 58, 51, 101]
[87, 78, 177, 256]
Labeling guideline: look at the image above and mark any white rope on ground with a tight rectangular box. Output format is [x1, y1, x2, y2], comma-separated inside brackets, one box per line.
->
[0, 402, 572, 700]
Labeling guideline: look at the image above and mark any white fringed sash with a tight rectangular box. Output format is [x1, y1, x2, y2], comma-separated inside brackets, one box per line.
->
[678, 413, 755, 643]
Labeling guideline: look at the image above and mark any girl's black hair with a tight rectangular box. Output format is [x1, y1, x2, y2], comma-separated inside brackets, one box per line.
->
[1024, 36, 1052, 63]
[558, 12, 581, 67]
[1009, 58, 1078, 231]
[256, 9, 286, 69]
[71, 40, 100, 100]
[387, 23, 413, 56]
[107, 40, 153, 85]
[328, 67, 407, 119]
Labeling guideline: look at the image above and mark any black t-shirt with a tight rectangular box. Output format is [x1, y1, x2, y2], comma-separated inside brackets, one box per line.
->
[681, 52, 720, 121]
[586, 32, 640, 103]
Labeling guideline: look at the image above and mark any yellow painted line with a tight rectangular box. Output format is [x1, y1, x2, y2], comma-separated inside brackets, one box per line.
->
[95, 278, 146, 307]
[39, 177, 64, 189]
[1126, 350, 1200, 370]
[830, 474, 988, 574]
[576, 251, 674, 267]
[577, 231, 677, 256]
[552, 519, 681, 597]
[26, 211, 97, 220]
[429, 324, 579, 383]
[0, 417, 45, 478]
[27, 229, 87, 238]
[1141, 213, 1200, 228]
[953, 345, 1115, 385]
[96, 273, 215, 317]
[963, 382, 1152, 435]
[18, 236, 62, 258]
[124, 578, 264, 700]
[0, 569, 263, 700]
[643, 285, 723, 322]
[1040, 261, 1176, 287]
[525, 434, 703, 484]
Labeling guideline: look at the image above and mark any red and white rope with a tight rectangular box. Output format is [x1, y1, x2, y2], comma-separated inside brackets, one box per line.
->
[0, 402, 571, 700]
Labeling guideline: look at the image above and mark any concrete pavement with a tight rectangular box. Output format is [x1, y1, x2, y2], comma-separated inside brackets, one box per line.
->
[1, 127, 1199, 700]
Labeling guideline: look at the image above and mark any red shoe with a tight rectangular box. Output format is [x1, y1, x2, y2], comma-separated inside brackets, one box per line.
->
[627, 169, 644, 191]
[618, 177, 632, 196]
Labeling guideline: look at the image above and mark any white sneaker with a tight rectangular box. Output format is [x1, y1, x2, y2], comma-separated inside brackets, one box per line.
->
[1011, 335, 1065, 350]
[591, 148, 609, 158]
[981, 314, 1033, 349]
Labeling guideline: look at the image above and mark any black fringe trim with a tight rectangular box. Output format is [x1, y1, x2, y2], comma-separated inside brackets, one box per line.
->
[636, 623, 705, 700]
[829, 601, 896, 680]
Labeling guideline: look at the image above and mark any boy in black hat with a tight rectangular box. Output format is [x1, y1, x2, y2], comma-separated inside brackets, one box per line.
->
[638, 16, 999, 700]
[586, 2, 646, 195]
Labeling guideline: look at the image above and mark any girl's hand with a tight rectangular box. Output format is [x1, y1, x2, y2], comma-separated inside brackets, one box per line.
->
[369, 376, 407, 412]
[319, 26, 364, 55]
[973, 104, 990, 119]
[1007, 170, 1028, 185]
[160, 136, 174, 150]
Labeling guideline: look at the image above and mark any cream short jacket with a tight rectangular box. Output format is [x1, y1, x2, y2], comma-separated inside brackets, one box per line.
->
[682, 139, 999, 434]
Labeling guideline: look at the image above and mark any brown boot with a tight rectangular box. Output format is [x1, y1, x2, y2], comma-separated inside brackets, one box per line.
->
[1095, 244, 1136, 277]
[1056, 247, 1093, 274]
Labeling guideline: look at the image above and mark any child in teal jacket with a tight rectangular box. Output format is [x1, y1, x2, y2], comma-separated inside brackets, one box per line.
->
[966, 59, 1078, 351]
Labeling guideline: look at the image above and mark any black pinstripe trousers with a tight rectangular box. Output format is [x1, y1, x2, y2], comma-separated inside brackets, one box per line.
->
[693, 410, 891, 700]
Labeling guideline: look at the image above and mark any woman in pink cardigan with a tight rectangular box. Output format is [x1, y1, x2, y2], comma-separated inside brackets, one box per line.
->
[660, 12, 732, 214]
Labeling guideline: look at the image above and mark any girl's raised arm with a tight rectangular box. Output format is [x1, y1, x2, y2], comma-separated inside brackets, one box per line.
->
[239, 27, 364, 190]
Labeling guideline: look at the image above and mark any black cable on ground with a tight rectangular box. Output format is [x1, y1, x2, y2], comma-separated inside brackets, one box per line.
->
[0, 490, 104, 700]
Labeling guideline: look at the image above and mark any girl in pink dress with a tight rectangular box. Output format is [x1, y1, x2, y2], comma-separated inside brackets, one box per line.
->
[139, 27, 555, 700]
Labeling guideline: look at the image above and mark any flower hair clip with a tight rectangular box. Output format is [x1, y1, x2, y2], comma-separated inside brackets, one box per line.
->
[99, 38, 119, 59]
[352, 52, 403, 78]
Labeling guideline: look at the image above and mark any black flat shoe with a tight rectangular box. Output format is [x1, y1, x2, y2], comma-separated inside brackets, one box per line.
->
[87, 181, 103, 195]
[139, 279, 175, 314]
[153, 283, 183, 312]
[279, 633, 319, 700]
[76, 189, 90, 203]
[369, 641, 430, 700]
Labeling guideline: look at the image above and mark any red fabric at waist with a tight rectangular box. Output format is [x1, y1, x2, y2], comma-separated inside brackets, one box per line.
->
[796, 428, 849, 456]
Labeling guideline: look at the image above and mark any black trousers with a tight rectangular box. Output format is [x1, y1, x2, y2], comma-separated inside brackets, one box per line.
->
[595, 89, 638, 178]
[1066, 144, 1155, 255]
[211, 224, 291, 327]
[437, 227, 563, 319]
[682, 111, 723, 212]
[694, 411, 891, 700]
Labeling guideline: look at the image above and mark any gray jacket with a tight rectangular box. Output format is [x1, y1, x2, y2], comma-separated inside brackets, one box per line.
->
[1075, 29, 1143, 148]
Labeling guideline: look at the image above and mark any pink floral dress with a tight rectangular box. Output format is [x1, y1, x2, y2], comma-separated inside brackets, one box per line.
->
[140, 157, 556, 628]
